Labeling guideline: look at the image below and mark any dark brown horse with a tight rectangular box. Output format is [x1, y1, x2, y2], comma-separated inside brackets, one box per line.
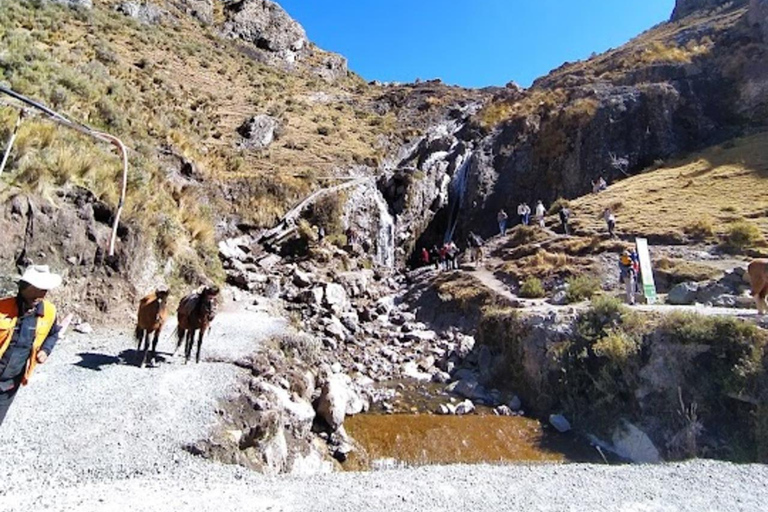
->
[135, 288, 170, 368]
[175, 286, 219, 363]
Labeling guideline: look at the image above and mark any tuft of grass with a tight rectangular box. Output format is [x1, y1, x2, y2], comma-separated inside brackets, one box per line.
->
[684, 217, 715, 240]
[565, 274, 601, 303]
[723, 221, 764, 253]
[519, 276, 546, 298]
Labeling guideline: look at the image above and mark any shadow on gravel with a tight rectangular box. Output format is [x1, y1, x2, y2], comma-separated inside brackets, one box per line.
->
[74, 352, 121, 371]
[74, 351, 172, 370]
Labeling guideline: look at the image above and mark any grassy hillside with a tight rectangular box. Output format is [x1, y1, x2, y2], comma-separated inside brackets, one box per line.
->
[0, 0, 405, 282]
[569, 132, 768, 252]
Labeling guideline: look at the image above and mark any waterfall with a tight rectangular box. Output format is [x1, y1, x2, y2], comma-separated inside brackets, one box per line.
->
[372, 189, 396, 268]
[444, 151, 472, 244]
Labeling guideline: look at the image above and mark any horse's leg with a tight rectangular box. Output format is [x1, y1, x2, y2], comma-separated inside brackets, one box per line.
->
[184, 329, 193, 364]
[150, 329, 160, 367]
[175, 328, 185, 356]
[196, 328, 204, 364]
[140, 331, 150, 368]
[760, 283, 768, 315]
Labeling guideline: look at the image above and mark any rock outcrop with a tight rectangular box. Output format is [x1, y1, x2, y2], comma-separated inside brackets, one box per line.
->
[49, 0, 92, 8]
[115, 2, 168, 24]
[222, 0, 309, 63]
[672, 0, 747, 20]
[168, 0, 213, 24]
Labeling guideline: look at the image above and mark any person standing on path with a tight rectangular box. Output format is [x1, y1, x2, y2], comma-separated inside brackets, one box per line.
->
[603, 208, 616, 238]
[559, 206, 571, 235]
[497, 209, 509, 236]
[523, 203, 531, 226]
[535, 200, 546, 228]
[0, 265, 62, 426]
[517, 203, 526, 226]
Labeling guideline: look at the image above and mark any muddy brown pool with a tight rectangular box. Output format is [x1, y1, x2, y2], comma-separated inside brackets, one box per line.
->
[345, 414, 600, 469]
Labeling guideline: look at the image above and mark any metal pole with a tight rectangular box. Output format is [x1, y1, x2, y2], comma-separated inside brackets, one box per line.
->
[0, 109, 23, 178]
[0, 86, 129, 257]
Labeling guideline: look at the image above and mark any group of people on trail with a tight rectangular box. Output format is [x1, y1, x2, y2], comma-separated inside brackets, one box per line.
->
[516, 203, 531, 226]
[421, 241, 460, 271]
[512, 200, 547, 230]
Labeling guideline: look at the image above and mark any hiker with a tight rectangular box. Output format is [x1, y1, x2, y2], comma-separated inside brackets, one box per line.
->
[517, 203, 526, 226]
[0, 265, 63, 426]
[317, 225, 326, 244]
[619, 250, 637, 305]
[603, 208, 616, 237]
[438, 244, 449, 271]
[467, 231, 484, 265]
[559, 206, 571, 235]
[523, 203, 531, 226]
[535, 200, 546, 228]
[420, 247, 430, 267]
[598, 177, 607, 191]
[429, 245, 440, 270]
[446, 241, 459, 270]
[497, 209, 509, 236]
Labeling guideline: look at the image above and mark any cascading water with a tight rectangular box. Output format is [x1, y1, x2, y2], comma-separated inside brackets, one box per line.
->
[444, 151, 472, 244]
[372, 189, 396, 268]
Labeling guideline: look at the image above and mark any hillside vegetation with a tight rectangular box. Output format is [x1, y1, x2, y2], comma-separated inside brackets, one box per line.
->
[0, 0, 405, 283]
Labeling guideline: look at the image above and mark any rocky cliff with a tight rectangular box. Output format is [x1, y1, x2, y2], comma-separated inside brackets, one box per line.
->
[672, 0, 748, 20]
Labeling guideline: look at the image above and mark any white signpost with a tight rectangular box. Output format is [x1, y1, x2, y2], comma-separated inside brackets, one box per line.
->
[635, 237, 658, 305]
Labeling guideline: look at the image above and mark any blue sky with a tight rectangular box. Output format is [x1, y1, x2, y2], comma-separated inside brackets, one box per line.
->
[278, 0, 676, 88]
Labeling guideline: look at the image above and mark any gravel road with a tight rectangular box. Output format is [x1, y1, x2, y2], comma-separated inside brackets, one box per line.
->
[1, 297, 767, 512]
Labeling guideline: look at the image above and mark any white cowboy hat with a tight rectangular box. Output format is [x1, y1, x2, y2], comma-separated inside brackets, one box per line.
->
[20, 265, 62, 290]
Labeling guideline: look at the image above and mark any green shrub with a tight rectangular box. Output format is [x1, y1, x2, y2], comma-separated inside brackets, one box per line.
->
[565, 275, 601, 303]
[519, 277, 546, 298]
[592, 328, 640, 363]
[723, 221, 763, 252]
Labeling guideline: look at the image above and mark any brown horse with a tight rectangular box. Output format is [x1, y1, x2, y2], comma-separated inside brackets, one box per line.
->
[175, 286, 220, 363]
[135, 288, 170, 368]
[748, 259, 768, 314]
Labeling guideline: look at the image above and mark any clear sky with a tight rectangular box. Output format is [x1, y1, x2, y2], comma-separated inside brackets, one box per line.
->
[278, 0, 676, 88]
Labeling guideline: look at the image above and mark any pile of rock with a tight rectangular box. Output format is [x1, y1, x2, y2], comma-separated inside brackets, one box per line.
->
[667, 267, 752, 307]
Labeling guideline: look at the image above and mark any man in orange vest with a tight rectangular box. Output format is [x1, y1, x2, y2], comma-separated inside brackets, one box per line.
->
[0, 265, 62, 426]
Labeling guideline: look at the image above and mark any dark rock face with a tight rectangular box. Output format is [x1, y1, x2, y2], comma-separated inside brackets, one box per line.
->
[222, 0, 308, 63]
[671, 0, 747, 20]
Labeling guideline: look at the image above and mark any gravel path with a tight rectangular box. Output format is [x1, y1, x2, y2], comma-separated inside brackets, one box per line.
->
[1, 295, 768, 511]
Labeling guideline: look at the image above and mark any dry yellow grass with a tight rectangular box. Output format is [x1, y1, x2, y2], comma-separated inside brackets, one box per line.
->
[571, 133, 768, 243]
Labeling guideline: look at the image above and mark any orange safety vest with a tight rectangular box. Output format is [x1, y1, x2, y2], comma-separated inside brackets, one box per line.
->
[0, 297, 56, 386]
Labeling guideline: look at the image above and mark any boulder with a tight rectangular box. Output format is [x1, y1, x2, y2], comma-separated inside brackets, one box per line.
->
[508, 395, 522, 411]
[114, 2, 167, 24]
[313, 53, 348, 82]
[455, 335, 475, 358]
[324, 283, 350, 314]
[668, 282, 699, 305]
[298, 287, 323, 305]
[611, 421, 661, 463]
[222, 0, 308, 62]
[237, 115, 279, 150]
[494, 405, 514, 416]
[549, 414, 572, 433]
[169, 0, 213, 24]
[324, 316, 347, 341]
[315, 374, 349, 432]
[454, 399, 476, 415]
[401, 361, 432, 381]
[292, 269, 314, 288]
